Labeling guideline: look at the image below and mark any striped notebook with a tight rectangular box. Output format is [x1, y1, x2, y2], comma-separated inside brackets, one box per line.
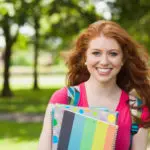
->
[51, 104, 118, 150]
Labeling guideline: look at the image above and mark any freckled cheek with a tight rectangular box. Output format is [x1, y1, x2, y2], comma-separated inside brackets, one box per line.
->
[86, 56, 99, 64]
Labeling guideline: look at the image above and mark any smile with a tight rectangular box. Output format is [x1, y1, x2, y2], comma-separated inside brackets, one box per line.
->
[97, 68, 112, 75]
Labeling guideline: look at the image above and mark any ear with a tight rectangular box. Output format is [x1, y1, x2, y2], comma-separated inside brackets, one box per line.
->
[121, 57, 125, 66]
[121, 62, 124, 66]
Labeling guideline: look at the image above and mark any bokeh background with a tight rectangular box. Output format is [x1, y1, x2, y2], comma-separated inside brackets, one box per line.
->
[0, 0, 149, 149]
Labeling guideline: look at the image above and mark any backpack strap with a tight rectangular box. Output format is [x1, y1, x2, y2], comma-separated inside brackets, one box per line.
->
[129, 95, 143, 134]
[129, 95, 143, 149]
[67, 86, 80, 106]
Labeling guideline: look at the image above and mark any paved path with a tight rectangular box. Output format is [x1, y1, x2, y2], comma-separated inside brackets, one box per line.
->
[0, 113, 44, 122]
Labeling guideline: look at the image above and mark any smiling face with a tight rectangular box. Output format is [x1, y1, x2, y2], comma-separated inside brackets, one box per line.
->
[85, 35, 124, 84]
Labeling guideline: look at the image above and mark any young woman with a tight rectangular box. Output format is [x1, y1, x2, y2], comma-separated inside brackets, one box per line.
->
[38, 20, 150, 150]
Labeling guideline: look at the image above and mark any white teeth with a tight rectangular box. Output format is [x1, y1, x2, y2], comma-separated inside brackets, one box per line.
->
[97, 68, 111, 73]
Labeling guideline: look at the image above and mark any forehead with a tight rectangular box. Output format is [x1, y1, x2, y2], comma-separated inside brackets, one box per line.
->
[88, 35, 121, 51]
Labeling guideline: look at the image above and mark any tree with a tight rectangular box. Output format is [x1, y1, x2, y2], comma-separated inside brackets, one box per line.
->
[0, 0, 101, 96]
[26, 0, 101, 90]
[0, 1, 27, 96]
[107, 0, 150, 50]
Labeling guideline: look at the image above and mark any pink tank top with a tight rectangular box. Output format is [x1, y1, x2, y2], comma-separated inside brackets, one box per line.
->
[50, 82, 149, 150]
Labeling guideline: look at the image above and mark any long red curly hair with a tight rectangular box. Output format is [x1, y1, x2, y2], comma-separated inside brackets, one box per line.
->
[66, 20, 150, 114]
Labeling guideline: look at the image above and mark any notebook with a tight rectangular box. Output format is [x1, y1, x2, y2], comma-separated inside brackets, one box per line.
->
[57, 110, 118, 150]
[51, 104, 118, 150]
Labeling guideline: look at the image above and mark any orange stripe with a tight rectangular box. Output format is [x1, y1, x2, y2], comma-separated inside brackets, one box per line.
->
[103, 125, 117, 150]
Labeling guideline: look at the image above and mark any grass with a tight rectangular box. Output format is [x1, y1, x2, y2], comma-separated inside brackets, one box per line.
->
[0, 76, 63, 150]
[0, 88, 57, 113]
[0, 74, 65, 113]
[0, 121, 41, 141]
[1, 140, 38, 150]
[0, 121, 42, 150]
[0, 66, 66, 149]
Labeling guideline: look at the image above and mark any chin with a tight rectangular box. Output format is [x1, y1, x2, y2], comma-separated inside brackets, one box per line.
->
[96, 76, 115, 84]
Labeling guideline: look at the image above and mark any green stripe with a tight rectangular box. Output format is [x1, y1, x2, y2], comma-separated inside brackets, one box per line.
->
[80, 117, 96, 150]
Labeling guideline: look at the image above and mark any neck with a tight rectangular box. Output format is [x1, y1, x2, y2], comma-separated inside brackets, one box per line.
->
[85, 76, 120, 97]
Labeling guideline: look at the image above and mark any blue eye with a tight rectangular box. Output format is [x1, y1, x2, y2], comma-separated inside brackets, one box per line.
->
[110, 52, 118, 56]
[92, 51, 101, 56]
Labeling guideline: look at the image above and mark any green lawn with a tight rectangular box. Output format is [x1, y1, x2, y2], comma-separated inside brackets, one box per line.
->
[0, 74, 65, 113]
[0, 88, 57, 113]
[0, 84, 60, 149]
[0, 75, 64, 150]
[0, 121, 42, 150]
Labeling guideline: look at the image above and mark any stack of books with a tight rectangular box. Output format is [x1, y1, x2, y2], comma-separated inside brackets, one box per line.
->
[51, 104, 118, 150]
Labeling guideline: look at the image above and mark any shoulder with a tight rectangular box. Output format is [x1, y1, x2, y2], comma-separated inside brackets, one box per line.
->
[49, 87, 68, 104]
[49, 83, 83, 105]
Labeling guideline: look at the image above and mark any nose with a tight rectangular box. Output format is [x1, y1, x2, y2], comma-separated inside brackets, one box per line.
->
[99, 54, 109, 65]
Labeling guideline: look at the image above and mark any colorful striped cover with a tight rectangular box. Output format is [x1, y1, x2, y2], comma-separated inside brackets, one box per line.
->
[51, 104, 118, 150]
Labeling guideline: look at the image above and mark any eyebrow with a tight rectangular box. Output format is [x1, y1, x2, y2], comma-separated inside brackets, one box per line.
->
[91, 48, 120, 51]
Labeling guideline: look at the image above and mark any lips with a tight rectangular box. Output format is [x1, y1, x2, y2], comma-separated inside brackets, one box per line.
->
[97, 68, 112, 75]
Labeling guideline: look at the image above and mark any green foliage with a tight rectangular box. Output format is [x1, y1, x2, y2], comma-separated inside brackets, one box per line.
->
[11, 51, 33, 66]
[107, 0, 150, 52]
[0, 0, 101, 96]
[12, 33, 29, 50]
[0, 0, 100, 62]
[49, 0, 100, 38]
[39, 0, 101, 50]
[0, 3, 10, 15]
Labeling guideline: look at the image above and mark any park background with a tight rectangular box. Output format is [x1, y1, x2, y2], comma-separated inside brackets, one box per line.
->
[0, 0, 150, 149]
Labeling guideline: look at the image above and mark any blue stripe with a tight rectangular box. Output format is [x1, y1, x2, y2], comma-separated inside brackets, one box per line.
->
[68, 87, 74, 98]
[68, 113, 85, 150]
[73, 89, 80, 105]
[68, 87, 80, 106]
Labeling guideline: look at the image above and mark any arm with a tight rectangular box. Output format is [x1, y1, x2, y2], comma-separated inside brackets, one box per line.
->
[38, 88, 67, 150]
[131, 128, 149, 150]
[38, 104, 53, 150]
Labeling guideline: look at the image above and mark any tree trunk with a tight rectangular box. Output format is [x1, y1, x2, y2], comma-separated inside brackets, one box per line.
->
[1, 44, 13, 97]
[1, 15, 13, 97]
[33, 41, 39, 90]
[33, 17, 40, 90]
